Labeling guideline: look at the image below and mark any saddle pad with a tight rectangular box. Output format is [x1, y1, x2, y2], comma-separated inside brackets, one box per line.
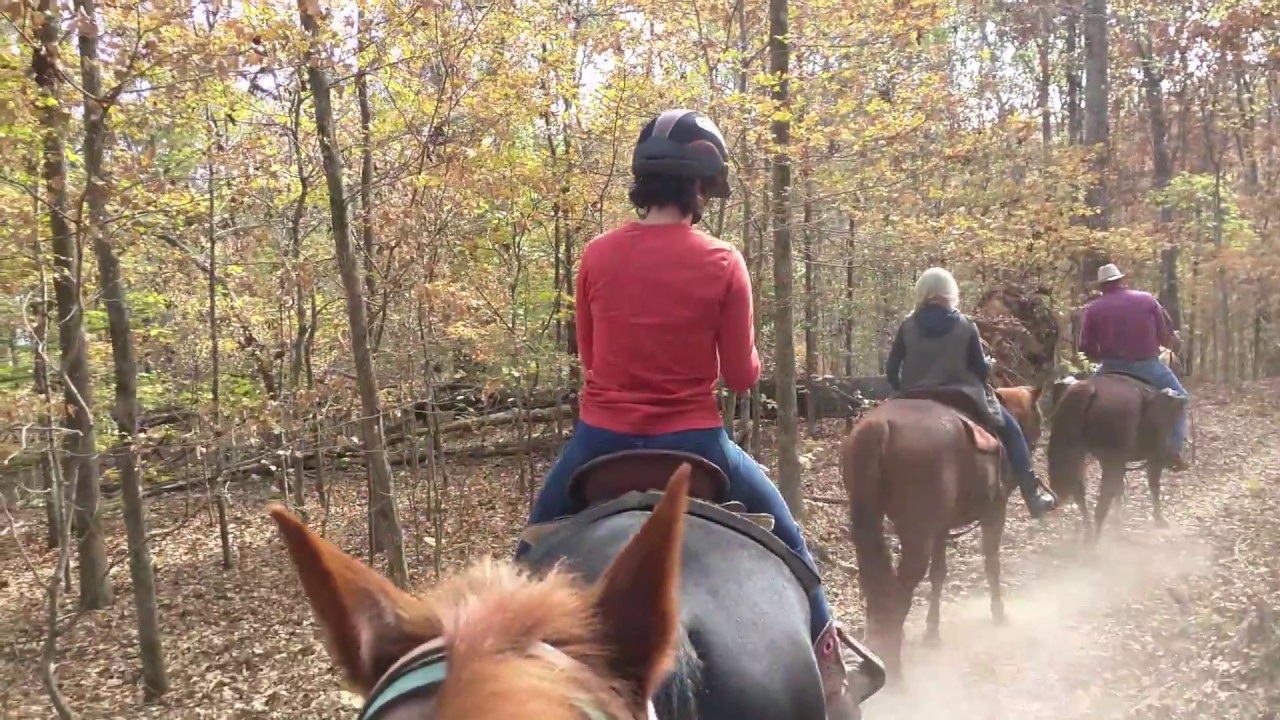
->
[959, 415, 1001, 454]
[520, 492, 814, 594]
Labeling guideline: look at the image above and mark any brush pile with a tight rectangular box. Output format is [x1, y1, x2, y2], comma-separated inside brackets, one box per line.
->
[974, 283, 1060, 386]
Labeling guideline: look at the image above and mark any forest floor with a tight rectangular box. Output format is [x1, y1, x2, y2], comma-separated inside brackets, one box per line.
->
[1, 380, 1278, 718]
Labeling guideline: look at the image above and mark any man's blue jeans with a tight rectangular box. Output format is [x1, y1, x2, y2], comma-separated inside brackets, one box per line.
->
[1099, 358, 1188, 453]
[517, 421, 833, 641]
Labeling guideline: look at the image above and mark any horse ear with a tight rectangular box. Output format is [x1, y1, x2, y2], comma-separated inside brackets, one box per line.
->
[268, 504, 429, 694]
[592, 464, 689, 706]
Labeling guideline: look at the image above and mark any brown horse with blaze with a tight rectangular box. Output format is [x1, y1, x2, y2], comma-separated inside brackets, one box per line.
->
[269, 466, 694, 720]
[839, 385, 1045, 681]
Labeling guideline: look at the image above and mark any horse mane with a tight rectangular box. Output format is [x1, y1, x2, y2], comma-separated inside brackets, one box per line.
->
[419, 559, 634, 719]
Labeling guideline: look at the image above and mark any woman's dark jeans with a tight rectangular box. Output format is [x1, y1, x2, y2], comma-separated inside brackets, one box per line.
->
[994, 405, 1033, 480]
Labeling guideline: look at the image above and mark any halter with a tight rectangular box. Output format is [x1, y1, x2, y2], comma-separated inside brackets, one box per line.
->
[356, 637, 657, 720]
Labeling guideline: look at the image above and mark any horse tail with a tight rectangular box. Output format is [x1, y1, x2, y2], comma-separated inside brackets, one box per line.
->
[1047, 382, 1094, 502]
[841, 416, 896, 620]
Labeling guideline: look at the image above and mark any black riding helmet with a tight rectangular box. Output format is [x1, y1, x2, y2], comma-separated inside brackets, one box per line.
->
[631, 109, 731, 198]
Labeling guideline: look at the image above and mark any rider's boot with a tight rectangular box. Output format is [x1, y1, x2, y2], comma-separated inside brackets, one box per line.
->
[815, 620, 871, 720]
[1018, 470, 1057, 519]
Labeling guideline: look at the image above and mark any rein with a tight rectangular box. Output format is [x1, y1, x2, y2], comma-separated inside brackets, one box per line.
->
[357, 637, 657, 720]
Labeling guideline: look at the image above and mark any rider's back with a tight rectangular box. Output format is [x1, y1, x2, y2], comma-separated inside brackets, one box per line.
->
[1082, 288, 1163, 361]
[576, 221, 759, 436]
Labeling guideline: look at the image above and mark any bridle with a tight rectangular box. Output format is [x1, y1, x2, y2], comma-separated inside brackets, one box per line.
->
[357, 637, 658, 720]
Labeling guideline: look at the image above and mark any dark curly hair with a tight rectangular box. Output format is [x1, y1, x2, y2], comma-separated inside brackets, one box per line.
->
[628, 173, 702, 221]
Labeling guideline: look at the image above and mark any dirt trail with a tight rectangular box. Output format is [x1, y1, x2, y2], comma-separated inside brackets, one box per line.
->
[864, 524, 1211, 719]
[847, 383, 1280, 720]
[0, 383, 1274, 718]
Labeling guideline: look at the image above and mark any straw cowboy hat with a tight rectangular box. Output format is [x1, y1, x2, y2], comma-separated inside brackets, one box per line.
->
[1096, 263, 1125, 284]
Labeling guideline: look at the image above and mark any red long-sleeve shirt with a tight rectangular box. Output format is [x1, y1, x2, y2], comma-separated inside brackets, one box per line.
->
[575, 221, 761, 435]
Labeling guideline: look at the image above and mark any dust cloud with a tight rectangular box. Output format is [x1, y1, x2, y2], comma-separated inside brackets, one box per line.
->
[861, 524, 1210, 720]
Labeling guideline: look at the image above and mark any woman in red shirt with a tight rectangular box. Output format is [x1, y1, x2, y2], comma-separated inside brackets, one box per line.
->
[516, 109, 856, 710]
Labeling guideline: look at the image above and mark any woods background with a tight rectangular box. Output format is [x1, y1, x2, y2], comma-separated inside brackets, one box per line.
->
[0, 0, 1277, 715]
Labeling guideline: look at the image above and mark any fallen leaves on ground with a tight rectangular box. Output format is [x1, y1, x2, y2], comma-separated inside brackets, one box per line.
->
[1, 380, 1277, 718]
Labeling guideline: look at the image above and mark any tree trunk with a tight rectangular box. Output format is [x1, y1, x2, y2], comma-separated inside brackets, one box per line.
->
[206, 127, 234, 570]
[1078, 0, 1110, 293]
[1083, 0, 1109, 227]
[74, 0, 167, 690]
[1137, 36, 1180, 329]
[32, 295, 60, 549]
[802, 164, 818, 436]
[735, 0, 756, 451]
[356, 7, 381, 351]
[287, 84, 312, 392]
[844, 215, 857, 376]
[844, 215, 857, 431]
[1037, 6, 1053, 146]
[1064, 0, 1083, 144]
[299, 0, 408, 586]
[33, 0, 114, 610]
[28, 155, 61, 550]
[768, 0, 803, 518]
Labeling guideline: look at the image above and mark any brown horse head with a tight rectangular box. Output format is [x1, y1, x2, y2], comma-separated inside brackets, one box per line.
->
[995, 384, 1045, 450]
[270, 466, 693, 719]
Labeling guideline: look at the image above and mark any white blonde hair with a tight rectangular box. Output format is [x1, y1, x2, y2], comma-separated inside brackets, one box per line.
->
[914, 267, 960, 308]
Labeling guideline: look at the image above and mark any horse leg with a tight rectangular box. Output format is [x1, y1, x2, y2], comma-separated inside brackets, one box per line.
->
[1093, 461, 1124, 541]
[981, 498, 1008, 624]
[1075, 490, 1092, 543]
[1148, 464, 1168, 528]
[850, 503, 899, 681]
[923, 535, 947, 647]
[893, 537, 932, 664]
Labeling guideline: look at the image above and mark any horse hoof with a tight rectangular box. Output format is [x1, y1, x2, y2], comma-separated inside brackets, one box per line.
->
[922, 631, 941, 648]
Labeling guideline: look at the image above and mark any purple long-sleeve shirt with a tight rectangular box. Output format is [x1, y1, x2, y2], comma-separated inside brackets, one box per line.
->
[1079, 287, 1175, 362]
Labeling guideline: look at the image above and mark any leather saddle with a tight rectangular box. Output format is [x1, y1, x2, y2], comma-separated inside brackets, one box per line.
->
[518, 450, 815, 589]
[898, 387, 1002, 455]
[567, 449, 730, 511]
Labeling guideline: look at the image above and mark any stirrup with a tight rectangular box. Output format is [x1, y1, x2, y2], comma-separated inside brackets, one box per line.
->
[815, 621, 884, 718]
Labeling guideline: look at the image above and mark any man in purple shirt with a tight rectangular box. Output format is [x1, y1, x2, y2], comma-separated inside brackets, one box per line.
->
[1078, 263, 1189, 470]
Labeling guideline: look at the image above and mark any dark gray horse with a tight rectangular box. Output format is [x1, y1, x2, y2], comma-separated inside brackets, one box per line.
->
[521, 451, 885, 720]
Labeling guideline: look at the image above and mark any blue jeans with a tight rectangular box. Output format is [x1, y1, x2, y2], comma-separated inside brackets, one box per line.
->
[518, 421, 833, 641]
[1099, 358, 1188, 453]
[994, 406, 1033, 483]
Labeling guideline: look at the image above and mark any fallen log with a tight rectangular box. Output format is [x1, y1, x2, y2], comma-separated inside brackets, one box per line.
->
[434, 404, 569, 436]
[120, 435, 566, 499]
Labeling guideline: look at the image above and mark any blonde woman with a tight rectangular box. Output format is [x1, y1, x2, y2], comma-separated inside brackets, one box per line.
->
[885, 267, 1057, 518]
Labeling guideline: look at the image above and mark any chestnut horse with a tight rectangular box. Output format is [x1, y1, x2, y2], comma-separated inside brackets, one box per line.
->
[839, 385, 1044, 681]
[270, 467, 695, 720]
[1046, 373, 1186, 540]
